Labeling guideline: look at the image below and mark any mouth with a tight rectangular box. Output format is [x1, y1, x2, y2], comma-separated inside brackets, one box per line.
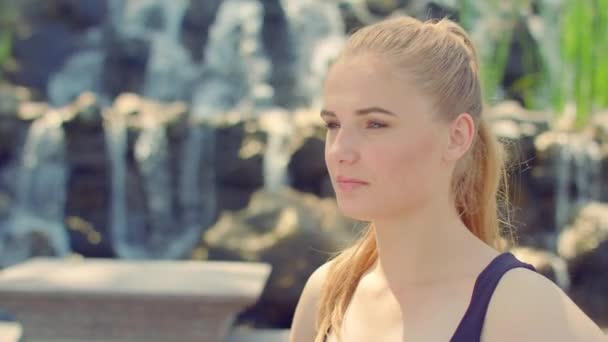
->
[336, 176, 369, 191]
[336, 176, 369, 184]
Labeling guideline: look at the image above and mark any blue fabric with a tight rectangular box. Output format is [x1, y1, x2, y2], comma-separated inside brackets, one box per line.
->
[450, 252, 537, 341]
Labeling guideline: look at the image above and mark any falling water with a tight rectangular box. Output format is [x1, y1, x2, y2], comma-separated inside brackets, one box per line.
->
[47, 48, 106, 107]
[4, 0, 352, 262]
[0, 110, 71, 266]
[140, 0, 199, 101]
[280, 0, 344, 107]
[176, 123, 217, 250]
[554, 133, 601, 237]
[191, 0, 272, 116]
[260, 109, 293, 192]
[102, 105, 144, 258]
[554, 133, 573, 235]
[134, 111, 175, 255]
[179, 0, 275, 244]
[104, 0, 275, 259]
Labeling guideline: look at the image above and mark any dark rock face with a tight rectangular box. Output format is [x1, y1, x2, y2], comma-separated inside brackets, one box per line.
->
[215, 119, 265, 189]
[62, 93, 113, 257]
[203, 189, 358, 328]
[260, 0, 297, 108]
[11, 22, 79, 92]
[45, 0, 107, 29]
[101, 34, 150, 100]
[0, 86, 31, 165]
[8, 1, 108, 93]
[181, 0, 224, 63]
[288, 136, 328, 196]
[558, 203, 608, 325]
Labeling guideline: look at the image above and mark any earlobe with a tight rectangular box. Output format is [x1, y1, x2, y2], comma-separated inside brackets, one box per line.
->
[445, 113, 475, 161]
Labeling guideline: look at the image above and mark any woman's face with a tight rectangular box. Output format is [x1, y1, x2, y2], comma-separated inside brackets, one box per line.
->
[322, 53, 451, 222]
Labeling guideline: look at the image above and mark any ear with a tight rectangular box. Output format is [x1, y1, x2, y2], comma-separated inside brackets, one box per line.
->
[443, 113, 475, 162]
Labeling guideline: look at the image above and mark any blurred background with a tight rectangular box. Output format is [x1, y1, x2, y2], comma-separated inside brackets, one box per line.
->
[0, 0, 607, 334]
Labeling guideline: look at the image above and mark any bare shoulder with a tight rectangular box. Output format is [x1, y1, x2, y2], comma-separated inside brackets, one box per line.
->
[483, 267, 607, 342]
[289, 260, 334, 342]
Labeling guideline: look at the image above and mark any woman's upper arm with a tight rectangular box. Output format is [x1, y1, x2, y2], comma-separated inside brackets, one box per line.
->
[483, 268, 607, 342]
[289, 261, 332, 342]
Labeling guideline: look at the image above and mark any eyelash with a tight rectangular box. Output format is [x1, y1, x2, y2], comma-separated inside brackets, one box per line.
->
[325, 121, 387, 130]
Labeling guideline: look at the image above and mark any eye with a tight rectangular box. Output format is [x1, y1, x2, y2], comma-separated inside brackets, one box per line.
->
[367, 121, 387, 129]
[325, 121, 340, 130]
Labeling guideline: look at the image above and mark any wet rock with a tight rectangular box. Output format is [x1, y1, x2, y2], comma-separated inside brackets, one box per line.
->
[557, 202, 608, 324]
[204, 188, 357, 328]
[533, 132, 601, 233]
[62, 93, 112, 257]
[288, 110, 329, 197]
[101, 35, 150, 99]
[215, 118, 265, 189]
[181, 0, 223, 63]
[0, 86, 33, 164]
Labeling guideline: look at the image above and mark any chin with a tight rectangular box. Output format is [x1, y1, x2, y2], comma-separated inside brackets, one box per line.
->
[336, 200, 376, 222]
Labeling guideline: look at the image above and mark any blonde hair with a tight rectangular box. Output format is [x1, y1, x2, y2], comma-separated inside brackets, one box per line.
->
[314, 16, 512, 342]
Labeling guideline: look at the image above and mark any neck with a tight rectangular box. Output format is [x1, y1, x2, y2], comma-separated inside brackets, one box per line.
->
[369, 192, 496, 297]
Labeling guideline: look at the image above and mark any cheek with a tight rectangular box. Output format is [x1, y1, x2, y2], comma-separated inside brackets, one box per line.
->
[373, 131, 443, 185]
[324, 138, 333, 171]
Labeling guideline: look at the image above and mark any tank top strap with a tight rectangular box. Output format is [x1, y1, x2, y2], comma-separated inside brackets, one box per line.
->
[450, 252, 537, 342]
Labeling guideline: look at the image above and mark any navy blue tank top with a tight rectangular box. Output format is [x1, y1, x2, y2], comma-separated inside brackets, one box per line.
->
[323, 252, 536, 342]
[450, 252, 536, 341]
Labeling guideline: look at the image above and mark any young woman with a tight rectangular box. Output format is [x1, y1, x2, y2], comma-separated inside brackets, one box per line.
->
[290, 16, 607, 342]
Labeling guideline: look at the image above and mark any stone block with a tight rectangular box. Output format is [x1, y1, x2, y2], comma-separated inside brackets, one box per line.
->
[0, 258, 271, 342]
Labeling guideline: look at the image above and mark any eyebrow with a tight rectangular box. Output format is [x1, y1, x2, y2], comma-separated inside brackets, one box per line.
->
[320, 107, 398, 118]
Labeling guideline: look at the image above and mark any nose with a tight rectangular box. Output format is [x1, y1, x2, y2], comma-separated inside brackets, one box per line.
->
[326, 128, 360, 165]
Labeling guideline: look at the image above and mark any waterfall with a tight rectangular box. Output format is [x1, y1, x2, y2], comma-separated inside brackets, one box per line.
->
[260, 109, 293, 192]
[182, 0, 275, 242]
[0, 110, 71, 266]
[173, 123, 217, 256]
[103, 104, 145, 258]
[133, 111, 175, 255]
[191, 0, 272, 116]
[572, 136, 601, 206]
[4, 0, 356, 263]
[554, 132, 601, 236]
[140, 0, 198, 101]
[555, 133, 573, 234]
[103, 0, 276, 259]
[47, 49, 105, 107]
[280, 0, 344, 107]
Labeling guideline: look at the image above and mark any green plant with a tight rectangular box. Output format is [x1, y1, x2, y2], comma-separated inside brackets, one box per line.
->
[506, 27, 543, 109]
[434, 0, 531, 103]
[0, 0, 17, 82]
[460, 0, 515, 103]
[593, 0, 608, 109]
[530, 0, 608, 129]
[0, 29, 11, 79]
[563, 0, 593, 128]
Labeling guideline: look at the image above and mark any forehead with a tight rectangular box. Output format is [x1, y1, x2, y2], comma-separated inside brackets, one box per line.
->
[323, 54, 435, 117]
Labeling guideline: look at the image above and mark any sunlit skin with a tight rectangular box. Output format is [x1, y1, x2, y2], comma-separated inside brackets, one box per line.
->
[322, 55, 449, 223]
[320, 53, 500, 340]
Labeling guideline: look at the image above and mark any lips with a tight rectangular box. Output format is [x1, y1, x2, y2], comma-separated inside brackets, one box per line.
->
[336, 176, 368, 184]
[336, 176, 369, 191]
